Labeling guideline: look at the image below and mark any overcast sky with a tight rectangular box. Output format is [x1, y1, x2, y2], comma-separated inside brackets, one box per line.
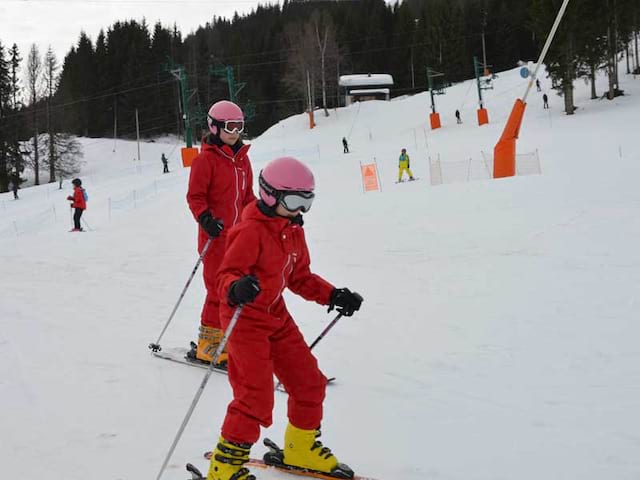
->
[1, 0, 397, 66]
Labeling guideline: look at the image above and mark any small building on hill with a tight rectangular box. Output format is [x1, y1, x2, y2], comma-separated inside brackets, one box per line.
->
[339, 74, 394, 106]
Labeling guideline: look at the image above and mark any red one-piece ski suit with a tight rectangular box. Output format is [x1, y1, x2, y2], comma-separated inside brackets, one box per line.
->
[217, 201, 335, 444]
[186, 140, 255, 328]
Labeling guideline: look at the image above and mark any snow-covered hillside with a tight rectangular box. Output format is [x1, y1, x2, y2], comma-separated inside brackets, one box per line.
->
[1, 64, 640, 480]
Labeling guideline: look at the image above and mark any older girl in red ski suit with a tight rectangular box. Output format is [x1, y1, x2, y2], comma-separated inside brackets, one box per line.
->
[205, 157, 363, 480]
[186, 100, 255, 365]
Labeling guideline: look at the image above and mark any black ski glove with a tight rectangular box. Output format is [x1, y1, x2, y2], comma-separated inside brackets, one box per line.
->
[198, 211, 224, 238]
[328, 288, 363, 317]
[228, 275, 261, 306]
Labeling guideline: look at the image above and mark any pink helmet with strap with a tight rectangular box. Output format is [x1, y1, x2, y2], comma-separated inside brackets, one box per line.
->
[207, 100, 244, 135]
[259, 157, 315, 212]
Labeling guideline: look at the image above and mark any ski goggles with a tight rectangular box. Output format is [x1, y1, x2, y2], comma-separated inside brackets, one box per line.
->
[208, 115, 245, 134]
[279, 190, 315, 213]
[222, 120, 245, 134]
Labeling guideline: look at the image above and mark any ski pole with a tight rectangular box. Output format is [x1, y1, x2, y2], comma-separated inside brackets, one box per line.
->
[81, 217, 93, 231]
[275, 312, 344, 392]
[149, 238, 212, 352]
[156, 305, 244, 480]
[308, 312, 344, 350]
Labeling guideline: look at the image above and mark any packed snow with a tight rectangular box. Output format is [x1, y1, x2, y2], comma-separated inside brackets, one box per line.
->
[2, 63, 640, 480]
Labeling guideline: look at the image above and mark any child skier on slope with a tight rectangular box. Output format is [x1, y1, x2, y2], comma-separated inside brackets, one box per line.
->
[186, 100, 256, 368]
[206, 156, 363, 480]
[67, 178, 87, 232]
[398, 148, 415, 182]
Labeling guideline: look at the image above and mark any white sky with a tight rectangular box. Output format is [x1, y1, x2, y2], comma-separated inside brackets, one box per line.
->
[1, 0, 398, 65]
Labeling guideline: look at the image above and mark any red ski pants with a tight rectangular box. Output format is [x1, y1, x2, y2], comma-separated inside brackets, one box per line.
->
[200, 237, 225, 329]
[220, 307, 327, 444]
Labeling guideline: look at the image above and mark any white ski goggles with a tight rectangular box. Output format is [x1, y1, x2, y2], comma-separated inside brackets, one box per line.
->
[279, 191, 315, 213]
[222, 120, 244, 134]
[208, 115, 245, 134]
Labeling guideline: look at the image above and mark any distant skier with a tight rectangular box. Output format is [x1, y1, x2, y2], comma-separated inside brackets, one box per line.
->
[67, 178, 87, 232]
[186, 100, 256, 368]
[455, 109, 462, 124]
[11, 177, 19, 200]
[161, 153, 169, 173]
[536, 78, 541, 92]
[205, 156, 363, 480]
[342, 136, 349, 153]
[543, 93, 549, 109]
[398, 148, 415, 182]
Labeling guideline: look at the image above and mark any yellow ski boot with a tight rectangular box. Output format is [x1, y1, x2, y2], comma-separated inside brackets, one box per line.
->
[196, 325, 229, 366]
[283, 423, 338, 473]
[207, 437, 255, 480]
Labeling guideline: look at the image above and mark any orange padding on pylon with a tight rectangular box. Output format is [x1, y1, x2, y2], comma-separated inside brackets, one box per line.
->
[429, 112, 441, 130]
[181, 147, 199, 168]
[493, 99, 526, 178]
[308, 111, 315, 129]
[477, 108, 489, 126]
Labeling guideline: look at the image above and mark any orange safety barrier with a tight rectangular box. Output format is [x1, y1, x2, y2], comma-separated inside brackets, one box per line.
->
[181, 147, 199, 168]
[360, 163, 380, 192]
[429, 112, 441, 130]
[477, 108, 489, 126]
[493, 99, 526, 178]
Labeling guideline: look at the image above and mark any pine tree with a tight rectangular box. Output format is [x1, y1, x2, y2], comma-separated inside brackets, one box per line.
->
[530, 0, 585, 114]
[26, 44, 42, 183]
[575, 0, 608, 99]
[43, 46, 59, 183]
[8, 44, 26, 191]
[0, 41, 11, 192]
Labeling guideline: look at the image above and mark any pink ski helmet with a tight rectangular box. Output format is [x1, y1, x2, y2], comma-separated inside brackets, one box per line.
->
[259, 157, 315, 213]
[207, 100, 244, 135]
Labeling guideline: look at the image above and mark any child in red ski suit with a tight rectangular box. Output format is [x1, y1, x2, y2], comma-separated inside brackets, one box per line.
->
[186, 100, 255, 366]
[206, 157, 363, 480]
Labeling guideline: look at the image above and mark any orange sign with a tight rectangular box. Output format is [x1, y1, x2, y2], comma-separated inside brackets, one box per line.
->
[361, 163, 380, 192]
[181, 147, 199, 168]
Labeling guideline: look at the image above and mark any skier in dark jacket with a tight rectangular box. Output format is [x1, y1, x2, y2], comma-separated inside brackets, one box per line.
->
[11, 177, 19, 199]
[161, 153, 169, 173]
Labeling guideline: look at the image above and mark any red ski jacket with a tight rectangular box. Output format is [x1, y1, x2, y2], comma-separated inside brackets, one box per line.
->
[187, 140, 256, 252]
[67, 186, 86, 210]
[217, 201, 335, 319]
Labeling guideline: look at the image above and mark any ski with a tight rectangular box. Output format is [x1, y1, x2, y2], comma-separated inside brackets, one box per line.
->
[394, 177, 420, 184]
[191, 448, 379, 480]
[245, 459, 378, 480]
[151, 343, 228, 375]
[154, 344, 336, 385]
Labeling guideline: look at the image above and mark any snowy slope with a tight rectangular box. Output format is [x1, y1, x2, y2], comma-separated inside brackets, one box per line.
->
[1, 64, 640, 480]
